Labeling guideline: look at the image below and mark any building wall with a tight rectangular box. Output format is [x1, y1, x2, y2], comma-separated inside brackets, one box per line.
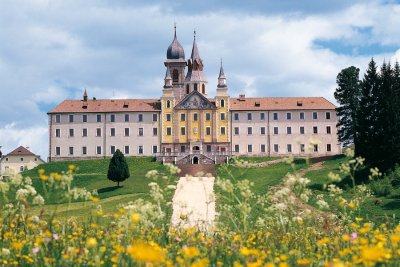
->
[49, 111, 160, 160]
[1, 155, 44, 174]
[231, 109, 340, 156]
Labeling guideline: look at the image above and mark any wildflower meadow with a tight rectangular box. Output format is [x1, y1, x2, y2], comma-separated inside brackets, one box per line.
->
[1, 150, 400, 266]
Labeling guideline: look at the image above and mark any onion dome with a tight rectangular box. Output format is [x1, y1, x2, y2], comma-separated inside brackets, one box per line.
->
[166, 26, 185, 60]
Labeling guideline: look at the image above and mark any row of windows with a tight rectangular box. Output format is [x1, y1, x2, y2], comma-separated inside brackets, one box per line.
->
[166, 126, 226, 136]
[55, 145, 158, 156]
[233, 126, 332, 135]
[55, 113, 158, 123]
[3, 157, 39, 162]
[234, 144, 333, 153]
[233, 111, 331, 121]
[55, 127, 158, 137]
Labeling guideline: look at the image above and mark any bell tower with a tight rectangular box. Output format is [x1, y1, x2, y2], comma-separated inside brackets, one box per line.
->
[164, 24, 186, 88]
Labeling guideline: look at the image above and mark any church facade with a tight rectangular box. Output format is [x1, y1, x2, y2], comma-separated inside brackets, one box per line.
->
[48, 28, 340, 163]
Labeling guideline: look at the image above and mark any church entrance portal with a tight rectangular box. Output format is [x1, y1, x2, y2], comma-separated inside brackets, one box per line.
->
[193, 156, 199, 164]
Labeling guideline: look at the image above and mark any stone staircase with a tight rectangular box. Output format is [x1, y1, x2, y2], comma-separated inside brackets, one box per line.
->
[176, 164, 217, 177]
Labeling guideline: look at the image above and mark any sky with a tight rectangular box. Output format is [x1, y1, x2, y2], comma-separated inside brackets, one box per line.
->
[1, 0, 400, 160]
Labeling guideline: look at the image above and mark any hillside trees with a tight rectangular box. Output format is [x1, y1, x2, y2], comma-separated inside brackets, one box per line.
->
[335, 59, 400, 172]
[107, 149, 130, 187]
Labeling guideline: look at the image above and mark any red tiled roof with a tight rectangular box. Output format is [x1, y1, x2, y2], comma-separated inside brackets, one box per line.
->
[7, 146, 36, 156]
[230, 97, 336, 111]
[48, 99, 161, 114]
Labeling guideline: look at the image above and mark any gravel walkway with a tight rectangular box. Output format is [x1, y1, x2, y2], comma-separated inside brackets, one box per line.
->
[171, 176, 215, 229]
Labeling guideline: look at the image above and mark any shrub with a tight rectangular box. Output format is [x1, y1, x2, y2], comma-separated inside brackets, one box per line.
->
[370, 176, 393, 196]
[388, 164, 400, 187]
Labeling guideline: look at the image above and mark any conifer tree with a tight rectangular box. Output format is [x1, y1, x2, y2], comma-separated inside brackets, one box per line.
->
[392, 62, 400, 165]
[107, 149, 130, 187]
[334, 66, 361, 147]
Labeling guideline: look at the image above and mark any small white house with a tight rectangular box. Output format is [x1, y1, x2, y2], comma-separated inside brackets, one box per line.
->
[0, 146, 45, 175]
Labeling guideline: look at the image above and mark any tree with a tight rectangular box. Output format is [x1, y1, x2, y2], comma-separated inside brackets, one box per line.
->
[107, 149, 130, 187]
[334, 66, 361, 147]
[356, 58, 379, 161]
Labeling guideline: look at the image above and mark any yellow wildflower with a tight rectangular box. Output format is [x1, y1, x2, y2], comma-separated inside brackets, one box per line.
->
[131, 213, 140, 224]
[183, 246, 199, 258]
[126, 242, 165, 264]
[86, 238, 98, 248]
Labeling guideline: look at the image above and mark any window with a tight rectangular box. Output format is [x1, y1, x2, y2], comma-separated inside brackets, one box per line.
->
[180, 113, 186, 121]
[274, 144, 279, 153]
[138, 128, 144, 136]
[247, 113, 252, 121]
[153, 128, 158, 136]
[152, 145, 158, 154]
[260, 127, 266, 135]
[110, 114, 115, 122]
[207, 145, 212, 152]
[138, 114, 143, 122]
[260, 113, 265, 121]
[221, 127, 226, 135]
[313, 112, 318, 120]
[300, 112, 305, 120]
[96, 146, 102, 155]
[286, 112, 292, 120]
[69, 128, 74, 137]
[206, 113, 211, 121]
[234, 145, 240, 153]
[55, 147, 60, 156]
[34, 158, 37, 162]
[153, 114, 158, 122]
[5, 158, 8, 162]
[287, 144, 292, 153]
[97, 114, 102, 122]
[20, 166, 24, 172]
[96, 128, 101, 137]
[206, 127, 211, 136]
[220, 99, 225, 107]
[138, 146, 143, 155]
[194, 83, 198, 91]
[69, 114, 74, 123]
[287, 127, 292, 134]
[313, 126, 318, 134]
[247, 127, 253, 135]
[220, 113, 225, 121]
[82, 114, 87, 123]
[110, 146, 116, 154]
[314, 144, 319, 152]
[326, 126, 331, 134]
[82, 128, 88, 137]
[55, 115, 61, 123]
[300, 126, 305, 134]
[69, 147, 74, 155]
[261, 144, 266, 153]
[234, 127, 239, 135]
[125, 114, 130, 122]
[327, 144, 332, 152]
[193, 113, 198, 121]
[326, 112, 331, 120]
[186, 85, 189, 94]
[166, 127, 172, 136]
[166, 114, 171, 121]
[20, 157, 24, 162]
[82, 146, 87, 155]
[300, 144, 305, 152]
[124, 128, 130, 137]
[180, 127, 186, 135]
[55, 129, 60, 137]
[172, 69, 179, 83]
[234, 113, 239, 121]
[110, 128, 116, 136]
[247, 144, 253, 153]
[273, 127, 279, 135]
[273, 112, 278, 120]
[180, 145, 185, 153]
[166, 100, 171, 108]
[124, 146, 130, 154]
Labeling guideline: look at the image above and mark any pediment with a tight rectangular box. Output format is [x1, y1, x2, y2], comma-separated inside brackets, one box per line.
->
[174, 91, 216, 110]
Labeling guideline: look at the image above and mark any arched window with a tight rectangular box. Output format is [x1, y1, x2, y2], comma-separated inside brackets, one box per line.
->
[186, 84, 189, 94]
[202, 84, 205, 94]
[194, 83, 198, 91]
[166, 100, 171, 108]
[172, 69, 179, 83]
[220, 99, 225, 107]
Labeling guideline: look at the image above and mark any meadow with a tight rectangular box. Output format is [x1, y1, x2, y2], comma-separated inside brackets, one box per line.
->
[1, 152, 400, 266]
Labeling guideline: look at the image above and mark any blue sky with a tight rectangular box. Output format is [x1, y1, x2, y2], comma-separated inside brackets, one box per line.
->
[1, 0, 400, 159]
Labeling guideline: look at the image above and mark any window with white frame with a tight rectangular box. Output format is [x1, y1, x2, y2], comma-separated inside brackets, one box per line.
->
[300, 126, 305, 134]
[273, 112, 278, 120]
[166, 114, 171, 121]
[124, 146, 130, 154]
[55, 129, 61, 137]
[234, 113, 239, 121]
[234, 127, 239, 135]
[260, 127, 266, 135]
[110, 146, 116, 154]
[247, 113, 252, 121]
[138, 146, 143, 154]
[247, 127, 252, 135]
[110, 114, 115, 122]
[221, 127, 226, 135]
[55, 114, 61, 123]
[138, 128, 144, 136]
[206, 127, 211, 136]
[247, 144, 253, 153]
[153, 114, 158, 122]
[138, 114, 143, 122]
[96, 146, 102, 155]
[286, 112, 292, 120]
[110, 128, 116, 136]
[313, 112, 318, 120]
[261, 144, 266, 153]
[69, 147, 74, 155]
[82, 146, 87, 155]
[300, 112, 305, 120]
[287, 144, 292, 153]
[287, 127, 292, 134]
[274, 144, 279, 153]
[97, 114, 102, 122]
[234, 145, 239, 152]
[82, 128, 88, 137]
[260, 112, 265, 121]
[124, 128, 130, 137]
[273, 127, 279, 135]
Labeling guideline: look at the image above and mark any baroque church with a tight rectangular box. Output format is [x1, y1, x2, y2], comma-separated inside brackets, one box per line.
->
[48, 28, 339, 164]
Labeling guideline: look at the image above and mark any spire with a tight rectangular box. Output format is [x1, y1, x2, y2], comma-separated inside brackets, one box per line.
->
[190, 30, 201, 60]
[83, 89, 88, 101]
[218, 59, 227, 88]
[174, 22, 176, 38]
[164, 66, 172, 88]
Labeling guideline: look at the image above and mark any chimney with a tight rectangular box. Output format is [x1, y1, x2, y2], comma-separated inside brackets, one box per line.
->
[239, 94, 246, 101]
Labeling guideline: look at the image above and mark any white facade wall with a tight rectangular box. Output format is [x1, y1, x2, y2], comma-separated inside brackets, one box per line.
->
[49, 112, 160, 160]
[1, 155, 44, 174]
[231, 110, 340, 156]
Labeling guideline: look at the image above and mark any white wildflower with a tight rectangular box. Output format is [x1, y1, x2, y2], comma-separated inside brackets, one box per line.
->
[32, 195, 45, 205]
[15, 188, 30, 201]
[328, 172, 341, 182]
[1, 248, 10, 256]
[25, 185, 37, 196]
[0, 181, 10, 193]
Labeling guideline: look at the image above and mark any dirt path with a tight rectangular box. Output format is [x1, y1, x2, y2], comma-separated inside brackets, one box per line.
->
[232, 158, 286, 167]
[171, 176, 215, 229]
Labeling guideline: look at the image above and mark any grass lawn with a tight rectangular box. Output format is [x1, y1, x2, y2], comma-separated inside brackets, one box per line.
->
[23, 157, 168, 204]
[233, 156, 280, 163]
